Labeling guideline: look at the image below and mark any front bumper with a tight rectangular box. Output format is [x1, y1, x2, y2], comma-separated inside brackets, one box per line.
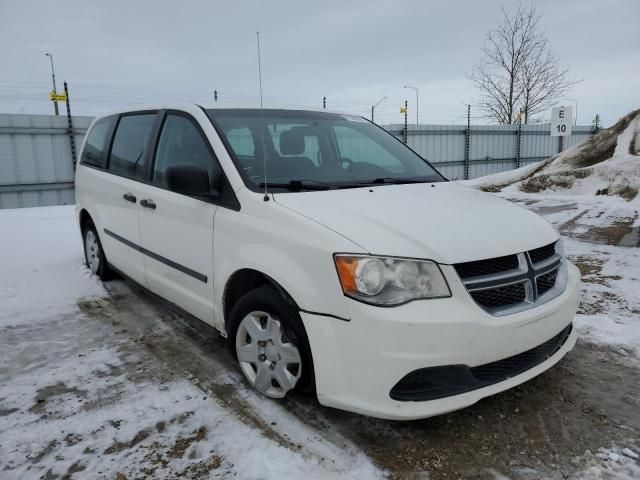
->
[300, 262, 580, 420]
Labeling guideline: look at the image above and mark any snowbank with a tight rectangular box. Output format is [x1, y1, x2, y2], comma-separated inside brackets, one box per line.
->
[462, 109, 640, 202]
[462, 159, 550, 191]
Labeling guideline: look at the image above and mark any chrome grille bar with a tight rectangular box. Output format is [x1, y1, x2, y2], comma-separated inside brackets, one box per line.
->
[455, 244, 567, 316]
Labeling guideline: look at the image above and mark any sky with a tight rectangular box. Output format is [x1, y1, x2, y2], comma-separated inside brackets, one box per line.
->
[0, 0, 638, 126]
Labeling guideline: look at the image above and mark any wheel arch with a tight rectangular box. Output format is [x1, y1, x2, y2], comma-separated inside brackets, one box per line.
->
[223, 273, 317, 394]
[222, 268, 299, 333]
[77, 207, 113, 280]
[78, 208, 93, 233]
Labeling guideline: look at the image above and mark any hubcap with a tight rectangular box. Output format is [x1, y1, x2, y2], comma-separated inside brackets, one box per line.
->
[235, 311, 302, 398]
[85, 230, 100, 274]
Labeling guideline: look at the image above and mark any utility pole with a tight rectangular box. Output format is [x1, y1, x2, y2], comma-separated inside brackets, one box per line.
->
[63, 82, 77, 168]
[464, 104, 471, 180]
[322, 96, 326, 109]
[404, 85, 419, 126]
[45, 52, 59, 115]
[371, 96, 387, 123]
[401, 100, 408, 144]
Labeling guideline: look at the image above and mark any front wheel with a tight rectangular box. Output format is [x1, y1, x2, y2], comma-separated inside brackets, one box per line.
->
[82, 221, 112, 280]
[229, 285, 314, 398]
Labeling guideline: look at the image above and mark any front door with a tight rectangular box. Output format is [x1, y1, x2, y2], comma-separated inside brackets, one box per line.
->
[137, 112, 219, 323]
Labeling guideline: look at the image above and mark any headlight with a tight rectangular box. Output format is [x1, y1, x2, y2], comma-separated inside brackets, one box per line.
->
[334, 254, 451, 306]
[555, 237, 565, 257]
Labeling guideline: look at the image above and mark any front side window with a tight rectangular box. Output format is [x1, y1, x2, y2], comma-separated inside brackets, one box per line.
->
[108, 114, 156, 179]
[81, 116, 115, 168]
[208, 109, 444, 191]
[153, 114, 221, 188]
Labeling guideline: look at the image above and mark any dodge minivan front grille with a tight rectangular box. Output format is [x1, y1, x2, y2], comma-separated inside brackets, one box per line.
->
[470, 282, 526, 309]
[454, 254, 519, 279]
[536, 268, 559, 296]
[454, 241, 565, 315]
[529, 242, 557, 264]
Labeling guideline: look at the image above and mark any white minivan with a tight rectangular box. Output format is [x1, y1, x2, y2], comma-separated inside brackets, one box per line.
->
[75, 103, 580, 420]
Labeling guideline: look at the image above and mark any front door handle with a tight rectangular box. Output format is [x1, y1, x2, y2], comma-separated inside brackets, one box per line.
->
[140, 199, 157, 210]
[123, 192, 137, 203]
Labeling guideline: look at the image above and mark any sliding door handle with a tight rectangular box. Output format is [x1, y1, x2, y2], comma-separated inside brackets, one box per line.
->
[122, 192, 137, 203]
[140, 199, 157, 210]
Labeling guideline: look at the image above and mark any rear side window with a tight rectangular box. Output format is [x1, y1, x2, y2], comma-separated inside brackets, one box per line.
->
[81, 116, 115, 168]
[153, 114, 221, 188]
[108, 114, 156, 180]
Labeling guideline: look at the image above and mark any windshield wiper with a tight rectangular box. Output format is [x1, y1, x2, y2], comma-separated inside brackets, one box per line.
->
[361, 177, 435, 185]
[259, 179, 332, 191]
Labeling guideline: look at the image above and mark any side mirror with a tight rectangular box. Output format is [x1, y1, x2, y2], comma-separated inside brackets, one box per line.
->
[165, 164, 219, 199]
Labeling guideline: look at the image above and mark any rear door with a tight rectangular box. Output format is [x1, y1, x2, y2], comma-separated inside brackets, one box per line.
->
[136, 111, 221, 323]
[97, 112, 158, 286]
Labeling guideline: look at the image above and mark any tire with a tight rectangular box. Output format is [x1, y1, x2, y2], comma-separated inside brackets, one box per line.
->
[229, 284, 315, 398]
[82, 220, 113, 280]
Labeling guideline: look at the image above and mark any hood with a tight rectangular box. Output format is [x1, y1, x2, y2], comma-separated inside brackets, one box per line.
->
[273, 181, 558, 264]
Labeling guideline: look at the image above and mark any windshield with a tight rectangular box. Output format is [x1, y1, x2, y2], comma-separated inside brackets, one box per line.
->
[206, 109, 446, 191]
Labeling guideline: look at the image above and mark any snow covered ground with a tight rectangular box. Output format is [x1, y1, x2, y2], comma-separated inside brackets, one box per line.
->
[0, 206, 382, 479]
[461, 108, 640, 363]
[453, 105, 640, 478]
[1, 201, 639, 479]
[494, 191, 640, 360]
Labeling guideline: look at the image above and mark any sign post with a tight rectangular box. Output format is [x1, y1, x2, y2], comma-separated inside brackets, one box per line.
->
[550, 106, 573, 137]
[63, 82, 77, 168]
[400, 101, 408, 144]
[550, 106, 573, 153]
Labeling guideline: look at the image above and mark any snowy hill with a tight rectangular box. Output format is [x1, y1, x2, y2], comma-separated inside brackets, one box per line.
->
[465, 109, 640, 202]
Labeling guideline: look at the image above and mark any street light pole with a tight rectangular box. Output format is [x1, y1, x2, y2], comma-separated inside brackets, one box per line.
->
[565, 97, 578, 125]
[371, 96, 387, 123]
[404, 85, 418, 126]
[45, 52, 59, 116]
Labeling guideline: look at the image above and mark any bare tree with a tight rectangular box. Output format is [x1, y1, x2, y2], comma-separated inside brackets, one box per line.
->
[519, 41, 579, 123]
[469, 4, 578, 124]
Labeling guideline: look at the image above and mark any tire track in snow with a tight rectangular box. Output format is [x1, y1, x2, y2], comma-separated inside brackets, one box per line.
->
[78, 280, 381, 476]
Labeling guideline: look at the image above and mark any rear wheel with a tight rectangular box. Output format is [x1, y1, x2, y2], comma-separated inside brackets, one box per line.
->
[82, 220, 112, 280]
[229, 285, 314, 398]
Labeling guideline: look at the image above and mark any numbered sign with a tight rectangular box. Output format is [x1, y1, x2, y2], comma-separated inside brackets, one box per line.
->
[550, 106, 573, 137]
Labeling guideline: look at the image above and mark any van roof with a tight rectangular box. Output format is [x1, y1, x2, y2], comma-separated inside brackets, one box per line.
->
[96, 103, 360, 121]
[206, 108, 354, 120]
